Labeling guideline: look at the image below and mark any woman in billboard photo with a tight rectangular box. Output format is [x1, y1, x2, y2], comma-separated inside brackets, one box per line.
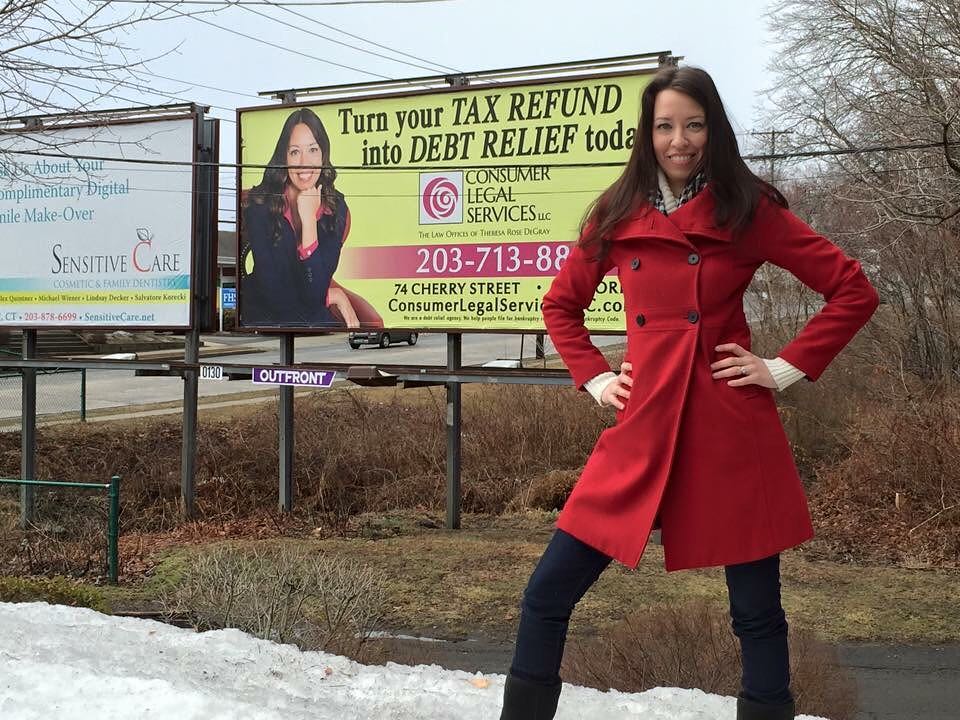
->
[240, 107, 382, 328]
[498, 67, 879, 720]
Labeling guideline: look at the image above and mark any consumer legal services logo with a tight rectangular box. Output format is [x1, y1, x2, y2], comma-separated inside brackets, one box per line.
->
[419, 172, 463, 225]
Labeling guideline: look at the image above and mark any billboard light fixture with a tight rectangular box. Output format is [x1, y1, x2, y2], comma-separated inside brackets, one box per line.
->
[256, 52, 678, 105]
[0, 103, 207, 132]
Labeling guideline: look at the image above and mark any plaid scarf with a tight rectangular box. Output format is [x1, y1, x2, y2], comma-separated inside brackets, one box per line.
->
[653, 170, 707, 215]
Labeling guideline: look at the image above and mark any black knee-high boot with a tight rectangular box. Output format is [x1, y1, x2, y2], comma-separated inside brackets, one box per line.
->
[736, 695, 796, 720]
[499, 674, 562, 720]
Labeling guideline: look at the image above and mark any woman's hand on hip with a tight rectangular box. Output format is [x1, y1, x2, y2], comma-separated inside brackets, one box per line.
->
[711, 343, 776, 388]
[601, 361, 633, 409]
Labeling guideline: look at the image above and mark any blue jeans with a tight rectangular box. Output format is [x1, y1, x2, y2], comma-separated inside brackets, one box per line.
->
[509, 529, 792, 705]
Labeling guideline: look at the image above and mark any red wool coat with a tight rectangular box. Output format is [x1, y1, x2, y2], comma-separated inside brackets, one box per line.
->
[543, 187, 879, 571]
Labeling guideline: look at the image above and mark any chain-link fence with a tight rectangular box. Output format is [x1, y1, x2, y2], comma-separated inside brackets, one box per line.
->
[0, 368, 87, 426]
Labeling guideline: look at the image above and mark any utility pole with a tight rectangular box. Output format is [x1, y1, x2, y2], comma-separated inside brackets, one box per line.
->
[749, 129, 794, 323]
[750, 129, 794, 185]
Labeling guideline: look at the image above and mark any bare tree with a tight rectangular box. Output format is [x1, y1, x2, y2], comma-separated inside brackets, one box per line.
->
[0, 1, 193, 119]
[765, 0, 960, 225]
[763, 0, 960, 382]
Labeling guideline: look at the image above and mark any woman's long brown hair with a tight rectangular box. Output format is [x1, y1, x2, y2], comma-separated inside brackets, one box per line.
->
[579, 66, 786, 257]
[246, 108, 344, 246]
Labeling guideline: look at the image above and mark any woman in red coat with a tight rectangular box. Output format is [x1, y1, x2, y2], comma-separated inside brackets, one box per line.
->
[499, 67, 879, 720]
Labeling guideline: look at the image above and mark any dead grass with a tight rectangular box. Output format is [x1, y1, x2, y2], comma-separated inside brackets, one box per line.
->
[807, 385, 960, 567]
[162, 542, 387, 660]
[0, 381, 608, 535]
[2, 336, 958, 585]
[0, 485, 109, 578]
[111, 512, 959, 645]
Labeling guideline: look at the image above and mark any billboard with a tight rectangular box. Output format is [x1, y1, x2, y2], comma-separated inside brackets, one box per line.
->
[237, 69, 656, 332]
[0, 116, 197, 328]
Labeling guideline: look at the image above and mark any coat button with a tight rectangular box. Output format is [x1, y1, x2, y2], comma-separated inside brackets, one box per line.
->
[635, 313, 646, 327]
[687, 253, 700, 265]
[630, 257, 640, 270]
[687, 310, 700, 324]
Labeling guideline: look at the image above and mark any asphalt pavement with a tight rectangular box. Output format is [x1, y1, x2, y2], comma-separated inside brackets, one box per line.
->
[835, 643, 960, 720]
[381, 634, 960, 719]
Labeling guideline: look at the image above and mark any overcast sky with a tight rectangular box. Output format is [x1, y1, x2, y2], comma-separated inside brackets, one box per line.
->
[124, 0, 779, 221]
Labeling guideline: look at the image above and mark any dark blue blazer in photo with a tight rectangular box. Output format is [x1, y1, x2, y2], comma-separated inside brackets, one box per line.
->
[240, 193, 349, 328]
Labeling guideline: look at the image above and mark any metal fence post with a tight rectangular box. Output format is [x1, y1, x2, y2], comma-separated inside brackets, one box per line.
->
[108, 475, 120, 584]
[181, 330, 200, 518]
[20, 330, 37, 527]
[446, 333, 462, 530]
[1, 477, 121, 583]
[80, 368, 87, 422]
[279, 334, 294, 512]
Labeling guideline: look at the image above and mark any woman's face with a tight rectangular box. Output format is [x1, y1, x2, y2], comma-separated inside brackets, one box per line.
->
[286, 122, 323, 192]
[652, 89, 708, 190]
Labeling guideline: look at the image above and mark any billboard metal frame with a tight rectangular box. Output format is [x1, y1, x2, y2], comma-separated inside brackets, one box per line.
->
[229, 54, 675, 530]
[0, 103, 217, 332]
[234, 52, 678, 336]
[11, 104, 220, 526]
[13, 55, 677, 538]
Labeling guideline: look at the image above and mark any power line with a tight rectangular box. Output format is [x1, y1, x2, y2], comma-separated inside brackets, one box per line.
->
[776, 162, 955, 184]
[4, 71, 236, 125]
[16, 65, 240, 124]
[110, 0, 453, 5]
[5, 165, 950, 201]
[4, 139, 957, 172]
[132, 70, 264, 104]
[746, 139, 957, 162]
[266, 0, 460, 75]
[749, 129, 794, 184]
[237, 2, 455, 76]
[154, 1, 395, 80]
[4, 16, 245, 120]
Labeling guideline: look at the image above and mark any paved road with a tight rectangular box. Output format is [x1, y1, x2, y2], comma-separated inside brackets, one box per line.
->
[836, 643, 960, 720]
[379, 634, 960, 719]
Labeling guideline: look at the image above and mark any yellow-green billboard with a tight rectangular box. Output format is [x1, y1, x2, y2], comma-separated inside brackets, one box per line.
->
[237, 70, 654, 332]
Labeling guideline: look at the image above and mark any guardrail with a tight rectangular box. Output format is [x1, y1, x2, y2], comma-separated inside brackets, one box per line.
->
[0, 475, 120, 583]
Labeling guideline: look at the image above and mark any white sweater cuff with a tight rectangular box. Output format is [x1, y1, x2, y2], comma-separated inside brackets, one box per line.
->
[584, 371, 618, 405]
[763, 357, 805, 391]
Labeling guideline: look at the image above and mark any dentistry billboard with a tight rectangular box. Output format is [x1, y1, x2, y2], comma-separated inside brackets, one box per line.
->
[237, 66, 658, 332]
[0, 116, 197, 328]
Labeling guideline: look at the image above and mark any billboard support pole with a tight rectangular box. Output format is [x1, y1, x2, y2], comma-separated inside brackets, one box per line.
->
[445, 333, 462, 530]
[179, 107, 217, 521]
[20, 329, 37, 527]
[180, 328, 199, 519]
[279, 334, 294, 512]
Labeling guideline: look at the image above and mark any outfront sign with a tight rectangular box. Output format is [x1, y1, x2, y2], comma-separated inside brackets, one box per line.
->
[251, 367, 336, 387]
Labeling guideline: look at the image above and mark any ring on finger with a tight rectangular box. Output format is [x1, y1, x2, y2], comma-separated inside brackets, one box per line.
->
[740, 365, 750, 375]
